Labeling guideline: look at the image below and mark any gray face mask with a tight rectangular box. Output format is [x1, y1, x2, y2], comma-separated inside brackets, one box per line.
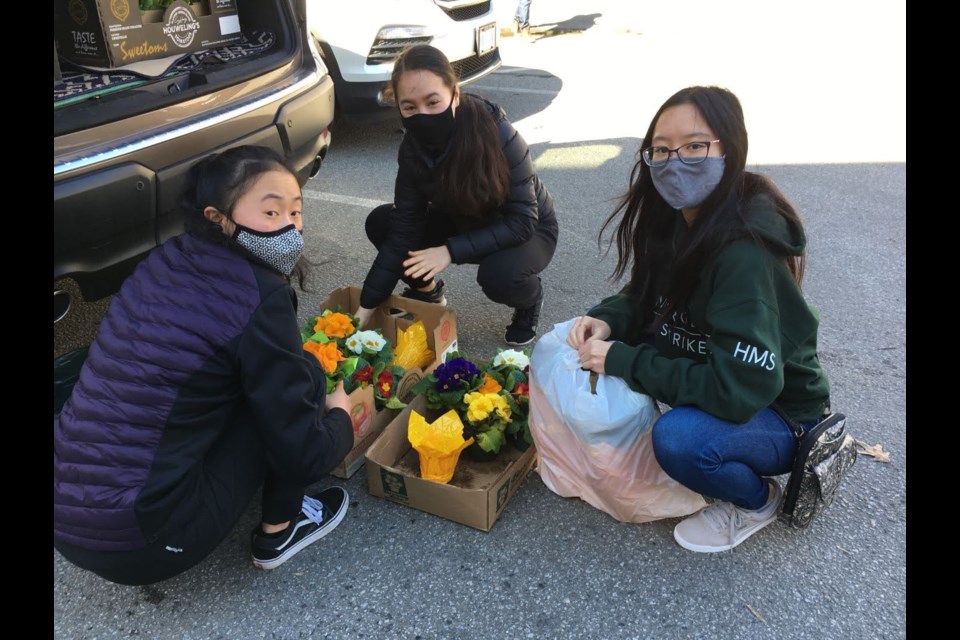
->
[232, 223, 304, 276]
[650, 156, 725, 210]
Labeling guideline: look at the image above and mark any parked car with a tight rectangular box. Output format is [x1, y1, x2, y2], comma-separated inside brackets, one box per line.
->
[54, 0, 336, 326]
[308, 0, 502, 123]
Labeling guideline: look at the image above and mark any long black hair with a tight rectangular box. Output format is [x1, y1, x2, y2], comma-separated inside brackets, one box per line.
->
[390, 45, 510, 217]
[599, 85, 806, 328]
[180, 145, 312, 289]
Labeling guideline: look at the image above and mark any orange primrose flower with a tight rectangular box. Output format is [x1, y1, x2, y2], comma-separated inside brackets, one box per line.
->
[313, 312, 356, 339]
[477, 374, 502, 394]
[304, 340, 345, 374]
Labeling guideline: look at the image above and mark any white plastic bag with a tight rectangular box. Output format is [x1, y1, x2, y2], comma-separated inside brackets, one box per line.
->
[529, 319, 707, 523]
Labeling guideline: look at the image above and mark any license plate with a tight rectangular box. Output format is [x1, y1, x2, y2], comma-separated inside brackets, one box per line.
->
[476, 22, 496, 55]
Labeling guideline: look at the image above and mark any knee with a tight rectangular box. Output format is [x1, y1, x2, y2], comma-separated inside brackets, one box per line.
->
[477, 261, 539, 306]
[475, 262, 513, 303]
[365, 204, 393, 246]
[651, 411, 686, 471]
[652, 407, 715, 474]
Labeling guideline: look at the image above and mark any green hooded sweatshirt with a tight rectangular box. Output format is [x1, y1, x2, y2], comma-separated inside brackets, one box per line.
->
[588, 195, 831, 424]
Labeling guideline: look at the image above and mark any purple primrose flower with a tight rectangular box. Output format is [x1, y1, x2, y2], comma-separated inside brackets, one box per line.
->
[434, 357, 482, 392]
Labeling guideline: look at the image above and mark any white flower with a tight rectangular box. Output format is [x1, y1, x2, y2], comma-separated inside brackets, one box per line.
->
[493, 349, 529, 369]
[357, 330, 386, 353]
[345, 333, 364, 354]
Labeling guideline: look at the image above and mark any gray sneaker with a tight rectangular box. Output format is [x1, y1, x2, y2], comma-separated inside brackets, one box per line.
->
[673, 479, 781, 553]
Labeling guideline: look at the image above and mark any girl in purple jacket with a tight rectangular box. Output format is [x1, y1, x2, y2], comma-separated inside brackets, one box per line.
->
[54, 146, 354, 584]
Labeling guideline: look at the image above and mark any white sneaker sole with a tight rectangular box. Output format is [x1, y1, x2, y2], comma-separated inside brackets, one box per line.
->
[252, 489, 349, 570]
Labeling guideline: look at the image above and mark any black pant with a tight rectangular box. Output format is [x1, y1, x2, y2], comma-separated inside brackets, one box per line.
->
[366, 204, 557, 309]
[54, 414, 306, 586]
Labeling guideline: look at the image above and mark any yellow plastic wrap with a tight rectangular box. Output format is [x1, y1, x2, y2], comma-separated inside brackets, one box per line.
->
[408, 409, 475, 483]
[392, 321, 435, 370]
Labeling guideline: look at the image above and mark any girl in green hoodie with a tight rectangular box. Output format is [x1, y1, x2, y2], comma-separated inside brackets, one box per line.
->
[568, 86, 831, 553]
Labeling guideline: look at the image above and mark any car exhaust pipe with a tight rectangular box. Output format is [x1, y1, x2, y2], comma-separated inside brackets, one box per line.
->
[309, 147, 328, 178]
[54, 289, 72, 324]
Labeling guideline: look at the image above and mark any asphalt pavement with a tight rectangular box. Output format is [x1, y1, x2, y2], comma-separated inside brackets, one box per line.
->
[53, 2, 907, 638]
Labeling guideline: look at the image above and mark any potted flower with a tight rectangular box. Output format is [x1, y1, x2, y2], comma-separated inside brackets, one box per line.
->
[483, 349, 532, 451]
[409, 351, 529, 461]
[301, 308, 406, 411]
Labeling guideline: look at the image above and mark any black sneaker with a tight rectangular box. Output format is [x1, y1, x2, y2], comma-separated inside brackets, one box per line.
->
[504, 288, 544, 347]
[400, 279, 447, 306]
[251, 486, 348, 570]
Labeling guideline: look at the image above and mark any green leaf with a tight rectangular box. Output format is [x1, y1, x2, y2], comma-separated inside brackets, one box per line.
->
[309, 331, 330, 344]
[384, 396, 407, 410]
[342, 357, 359, 378]
[506, 369, 527, 389]
[410, 375, 436, 395]
[378, 341, 395, 363]
[437, 389, 466, 407]
[475, 428, 505, 454]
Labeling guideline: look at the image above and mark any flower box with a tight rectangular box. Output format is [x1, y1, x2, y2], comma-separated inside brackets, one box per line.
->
[319, 286, 459, 478]
[332, 372, 422, 479]
[55, 0, 242, 69]
[365, 395, 538, 531]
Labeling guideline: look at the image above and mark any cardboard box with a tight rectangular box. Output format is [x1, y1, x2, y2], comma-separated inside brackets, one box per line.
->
[54, 0, 242, 68]
[365, 395, 538, 531]
[332, 369, 422, 479]
[323, 286, 459, 478]
[320, 286, 460, 374]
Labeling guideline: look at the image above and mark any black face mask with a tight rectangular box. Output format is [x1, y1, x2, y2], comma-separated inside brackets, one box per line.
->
[400, 97, 456, 150]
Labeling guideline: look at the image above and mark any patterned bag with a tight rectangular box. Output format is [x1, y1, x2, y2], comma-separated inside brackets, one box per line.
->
[775, 408, 858, 529]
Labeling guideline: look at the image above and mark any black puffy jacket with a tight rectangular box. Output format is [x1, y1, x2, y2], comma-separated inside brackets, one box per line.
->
[360, 95, 557, 309]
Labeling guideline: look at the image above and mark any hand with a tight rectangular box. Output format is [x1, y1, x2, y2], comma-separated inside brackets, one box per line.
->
[402, 246, 451, 282]
[325, 381, 352, 414]
[355, 306, 375, 329]
[577, 339, 612, 375]
[567, 315, 612, 349]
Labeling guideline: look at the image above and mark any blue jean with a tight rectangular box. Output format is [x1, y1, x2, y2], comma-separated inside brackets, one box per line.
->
[651, 406, 800, 510]
[515, 0, 532, 27]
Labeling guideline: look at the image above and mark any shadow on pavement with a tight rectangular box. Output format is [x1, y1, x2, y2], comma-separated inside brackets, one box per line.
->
[530, 13, 602, 40]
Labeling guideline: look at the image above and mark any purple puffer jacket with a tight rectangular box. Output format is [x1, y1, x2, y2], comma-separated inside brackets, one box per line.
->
[54, 234, 352, 551]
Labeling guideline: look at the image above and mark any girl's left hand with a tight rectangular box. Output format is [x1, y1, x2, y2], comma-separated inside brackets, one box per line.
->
[577, 339, 612, 374]
[403, 245, 451, 282]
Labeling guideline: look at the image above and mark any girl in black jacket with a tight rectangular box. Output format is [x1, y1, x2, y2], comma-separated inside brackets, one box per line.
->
[355, 45, 558, 346]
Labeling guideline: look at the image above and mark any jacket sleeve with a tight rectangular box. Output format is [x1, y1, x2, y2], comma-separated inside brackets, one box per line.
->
[445, 118, 540, 264]
[360, 142, 428, 309]
[602, 246, 787, 424]
[586, 286, 648, 345]
[237, 284, 354, 484]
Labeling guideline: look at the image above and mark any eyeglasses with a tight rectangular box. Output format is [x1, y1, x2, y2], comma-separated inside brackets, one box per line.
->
[641, 140, 721, 167]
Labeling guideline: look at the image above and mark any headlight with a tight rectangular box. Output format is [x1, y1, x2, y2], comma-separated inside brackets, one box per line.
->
[376, 25, 433, 40]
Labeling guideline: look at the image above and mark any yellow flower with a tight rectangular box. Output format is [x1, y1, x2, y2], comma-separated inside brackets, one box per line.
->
[304, 340, 345, 374]
[477, 374, 502, 394]
[464, 392, 495, 424]
[313, 312, 356, 339]
[493, 394, 512, 423]
[464, 392, 512, 425]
